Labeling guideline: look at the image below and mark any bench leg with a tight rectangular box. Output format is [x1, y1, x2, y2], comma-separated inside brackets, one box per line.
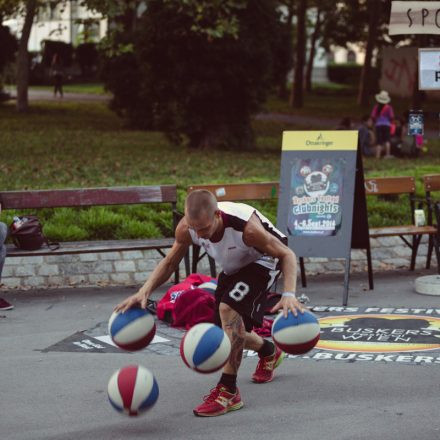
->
[426, 235, 434, 269]
[366, 245, 374, 290]
[299, 257, 307, 288]
[342, 256, 352, 306]
[192, 245, 201, 273]
[184, 251, 190, 277]
[174, 268, 180, 284]
[410, 235, 422, 271]
[434, 235, 440, 275]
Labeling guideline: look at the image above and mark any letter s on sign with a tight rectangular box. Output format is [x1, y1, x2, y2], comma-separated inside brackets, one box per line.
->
[407, 8, 413, 27]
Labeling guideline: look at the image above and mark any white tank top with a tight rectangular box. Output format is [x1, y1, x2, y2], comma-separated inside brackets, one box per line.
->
[188, 202, 286, 275]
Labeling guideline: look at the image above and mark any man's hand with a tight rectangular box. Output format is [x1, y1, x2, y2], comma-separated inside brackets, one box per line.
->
[270, 295, 304, 318]
[115, 291, 148, 313]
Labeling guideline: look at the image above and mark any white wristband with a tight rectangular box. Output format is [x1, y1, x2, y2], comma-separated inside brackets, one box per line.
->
[282, 292, 296, 298]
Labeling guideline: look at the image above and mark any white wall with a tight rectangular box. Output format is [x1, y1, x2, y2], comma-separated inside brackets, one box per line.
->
[3, 1, 106, 51]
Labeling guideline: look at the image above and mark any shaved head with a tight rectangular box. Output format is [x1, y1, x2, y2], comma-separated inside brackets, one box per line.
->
[185, 190, 218, 220]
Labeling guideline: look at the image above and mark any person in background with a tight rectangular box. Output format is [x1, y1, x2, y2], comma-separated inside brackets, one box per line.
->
[0, 198, 13, 311]
[390, 117, 404, 157]
[50, 53, 64, 98]
[336, 117, 353, 130]
[358, 115, 375, 157]
[370, 90, 394, 159]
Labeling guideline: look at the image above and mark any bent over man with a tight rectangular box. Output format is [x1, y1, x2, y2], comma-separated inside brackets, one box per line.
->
[116, 189, 303, 417]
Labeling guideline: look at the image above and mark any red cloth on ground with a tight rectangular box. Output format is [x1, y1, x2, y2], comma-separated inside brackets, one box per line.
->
[156, 273, 214, 321]
[172, 288, 216, 329]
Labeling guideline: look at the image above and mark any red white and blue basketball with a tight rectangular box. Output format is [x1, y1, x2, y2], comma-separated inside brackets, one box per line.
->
[108, 307, 156, 351]
[107, 365, 159, 416]
[180, 323, 231, 374]
[272, 310, 320, 355]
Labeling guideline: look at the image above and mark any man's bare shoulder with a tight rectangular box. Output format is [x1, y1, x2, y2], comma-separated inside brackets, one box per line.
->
[243, 212, 266, 244]
[175, 217, 193, 245]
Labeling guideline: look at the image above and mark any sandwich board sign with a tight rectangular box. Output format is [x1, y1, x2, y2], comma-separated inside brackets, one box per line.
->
[276, 131, 370, 306]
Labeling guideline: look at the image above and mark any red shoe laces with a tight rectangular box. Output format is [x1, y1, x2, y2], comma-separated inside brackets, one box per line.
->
[203, 386, 223, 402]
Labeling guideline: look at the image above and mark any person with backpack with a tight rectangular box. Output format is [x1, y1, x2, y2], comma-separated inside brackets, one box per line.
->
[370, 90, 395, 159]
[116, 189, 303, 417]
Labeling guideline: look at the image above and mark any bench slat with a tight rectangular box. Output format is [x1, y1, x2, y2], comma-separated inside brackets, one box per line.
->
[0, 185, 177, 209]
[6, 238, 174, 257]
[364, 176, 415, 195]
[423, 174, 440, 192]
[369, 225, 437, 238]
[187, 182, 279, 201]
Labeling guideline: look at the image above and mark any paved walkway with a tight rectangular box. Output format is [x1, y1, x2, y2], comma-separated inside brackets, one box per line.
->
[8, 88, 110, 102]
[1, 270, 439, 440]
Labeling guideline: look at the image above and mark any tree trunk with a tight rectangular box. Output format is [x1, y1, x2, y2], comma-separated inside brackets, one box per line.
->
[290, 0, 307, 108]
[16, 0, 37, 112]
[305, 7, 321, 93]
[357, 0, 379, 107]
[278, 3, 295, 100]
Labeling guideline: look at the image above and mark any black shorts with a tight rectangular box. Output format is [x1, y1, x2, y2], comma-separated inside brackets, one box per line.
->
[375, 125, 391, 144]
[214, 262, 281, 332]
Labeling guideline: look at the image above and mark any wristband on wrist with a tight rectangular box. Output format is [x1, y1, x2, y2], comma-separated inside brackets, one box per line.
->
[282, 291, 296, 298]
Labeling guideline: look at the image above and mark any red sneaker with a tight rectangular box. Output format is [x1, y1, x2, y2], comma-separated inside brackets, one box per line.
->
[193, 385, 244, 417]
[0, 298, 13, 311]
[252, 345, 285, 383]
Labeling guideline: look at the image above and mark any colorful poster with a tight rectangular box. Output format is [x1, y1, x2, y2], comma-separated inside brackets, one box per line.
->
[287, 158, 345, 236]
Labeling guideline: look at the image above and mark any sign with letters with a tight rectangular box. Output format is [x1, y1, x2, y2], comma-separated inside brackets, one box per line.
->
[418, 48, 440, 90]
[277, 131, 369, 306]
[390, 1, 440, 35]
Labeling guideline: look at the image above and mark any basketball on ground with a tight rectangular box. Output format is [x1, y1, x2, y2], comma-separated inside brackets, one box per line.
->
[271, 310, 320, 355]
[107, 365, 159, 416]
[180, 323, 231, 373]
[108, 307, 156, 351]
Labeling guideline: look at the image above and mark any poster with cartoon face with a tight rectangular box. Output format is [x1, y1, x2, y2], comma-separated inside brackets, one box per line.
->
[288, 158, 345, 236]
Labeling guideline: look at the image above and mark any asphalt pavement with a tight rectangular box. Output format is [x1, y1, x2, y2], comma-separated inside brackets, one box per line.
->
[1, 269, 439, 440]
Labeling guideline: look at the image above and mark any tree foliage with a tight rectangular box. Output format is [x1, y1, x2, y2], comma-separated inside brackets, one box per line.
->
[101, 0, 283, 149]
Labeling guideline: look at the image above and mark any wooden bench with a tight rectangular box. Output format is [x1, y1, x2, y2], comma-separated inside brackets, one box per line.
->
[364, 176, 438, 272]
[186, 182, 307, 287]
[422, 174, 440, 272]
[1, 185, 188, 283]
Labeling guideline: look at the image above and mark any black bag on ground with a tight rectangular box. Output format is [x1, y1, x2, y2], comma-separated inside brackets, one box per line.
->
[9, 215, 59, 251]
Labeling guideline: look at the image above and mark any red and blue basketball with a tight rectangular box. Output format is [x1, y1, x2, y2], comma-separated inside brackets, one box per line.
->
[180, 323, 231, 373]
[272, 310, 320, 355]
[107, 365, 159, 416]
[108, 307, 156, 351]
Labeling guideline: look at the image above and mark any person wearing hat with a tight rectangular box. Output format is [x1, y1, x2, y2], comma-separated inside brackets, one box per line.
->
[370, 90, 395, 159]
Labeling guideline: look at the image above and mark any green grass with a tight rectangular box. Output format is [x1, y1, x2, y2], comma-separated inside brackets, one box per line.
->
[0, 99, 439, 241]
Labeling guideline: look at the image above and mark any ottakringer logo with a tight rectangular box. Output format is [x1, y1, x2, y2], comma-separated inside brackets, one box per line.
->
[306, 133, 334, 147]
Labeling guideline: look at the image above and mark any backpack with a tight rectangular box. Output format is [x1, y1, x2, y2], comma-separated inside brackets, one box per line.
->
[9, 215, 59, 251]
